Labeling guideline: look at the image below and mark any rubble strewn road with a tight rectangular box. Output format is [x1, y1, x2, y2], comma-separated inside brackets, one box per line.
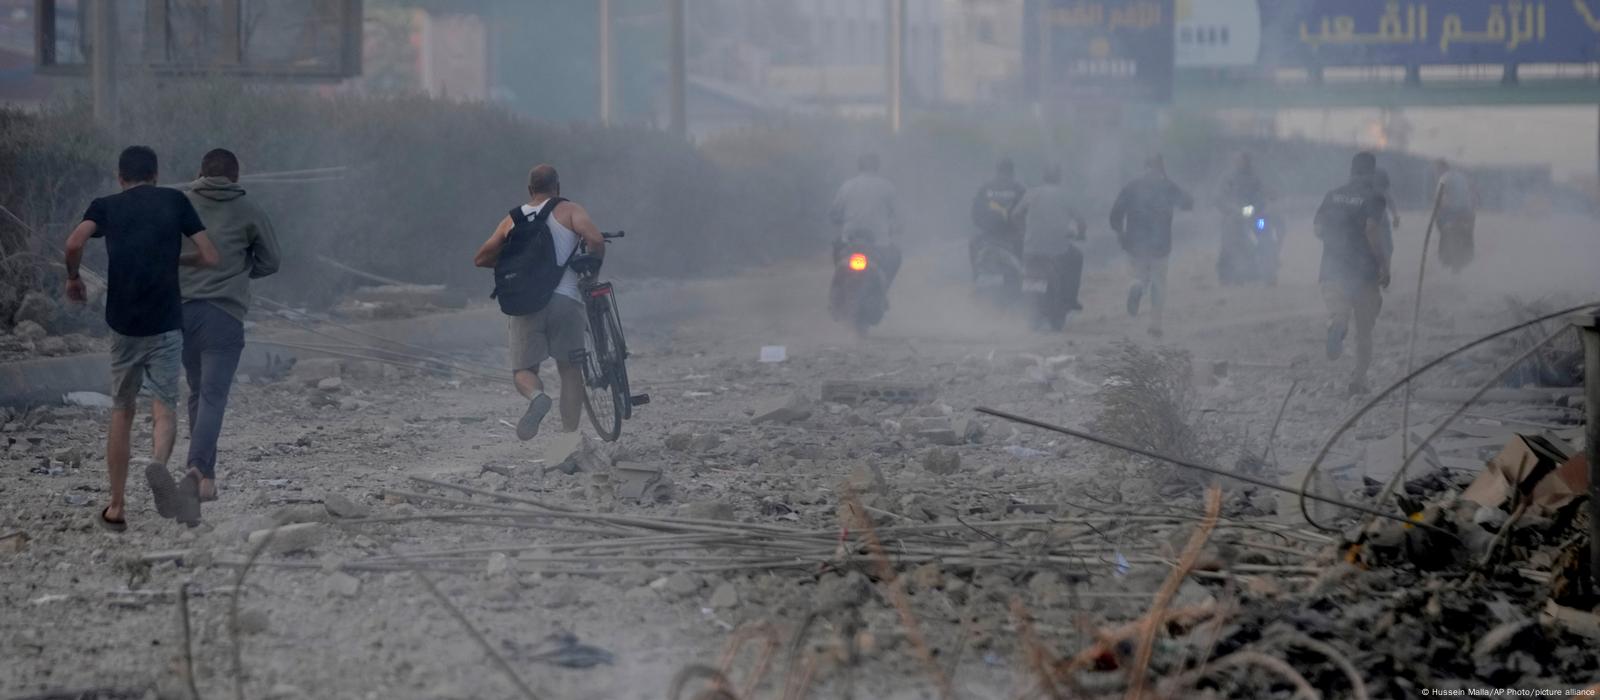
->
[3, 210, 1598, 698]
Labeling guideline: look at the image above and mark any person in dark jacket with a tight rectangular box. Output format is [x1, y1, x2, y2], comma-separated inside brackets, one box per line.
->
[1314, 152, 1391, 396]
[969, 157, 1026, 280]
[177, 148, 282, 512]
[1109, 155, 1193, 337]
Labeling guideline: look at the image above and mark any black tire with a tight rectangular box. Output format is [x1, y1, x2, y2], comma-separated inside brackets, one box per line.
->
[602, 297, 632, 420]
[581, 300, 623, 441]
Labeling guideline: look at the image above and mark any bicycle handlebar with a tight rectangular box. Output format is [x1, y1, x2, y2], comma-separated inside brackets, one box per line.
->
[602, 231, 625, 239]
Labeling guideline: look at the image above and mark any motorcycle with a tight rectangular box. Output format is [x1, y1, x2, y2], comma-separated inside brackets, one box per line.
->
[829, 238, 891, 335]
[1217, 202, 1280, 286]
[971, 233, 1024, 306]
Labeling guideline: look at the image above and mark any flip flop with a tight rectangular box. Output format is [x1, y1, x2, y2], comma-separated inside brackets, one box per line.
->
[98, 506, 127, 533]
[145, 462, 178, 519]
[174, 472, 202, 526]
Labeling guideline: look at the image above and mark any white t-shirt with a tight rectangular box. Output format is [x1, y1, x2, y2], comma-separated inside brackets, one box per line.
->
[521, 200, 581, 303]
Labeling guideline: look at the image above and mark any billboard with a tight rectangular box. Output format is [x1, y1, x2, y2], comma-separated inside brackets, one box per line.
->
[1024, 0, 1177, 102]
[1178, 0, 1600, 68]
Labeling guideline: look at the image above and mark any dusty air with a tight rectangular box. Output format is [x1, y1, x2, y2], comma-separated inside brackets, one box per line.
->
[3, 0, 1600, 698]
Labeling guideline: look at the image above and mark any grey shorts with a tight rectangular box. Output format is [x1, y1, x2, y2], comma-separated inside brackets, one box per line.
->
[110, 330, 182, 410]
[508, 295, 586, 371]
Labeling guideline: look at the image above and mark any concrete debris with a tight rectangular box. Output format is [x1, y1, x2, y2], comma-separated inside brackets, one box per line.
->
[327, 571, 362, 598]
[485, 552, 511, 577]
[322, 493, 370, 519]
[316, 377, 344, 392]
[246, 522, 325, 555]
[235, 608, 271, 635]
[12, 292, 58, 329]
[815, 570, 872, 610]
[613, 462, 671, 502]
[653, 572, 703, 599]
[920, 447, 962, 475]
[542, 583, 582, 609]
[751, 393, 814, 424]
[61, 391, 113, 409]
[289, 358, 343, 386]
[707, 580, 739, 609]
[0, 530, 29, 555]
[820, 380, 935, 405]
[678, 500, 734, 522]
[13, 320, 47, 342]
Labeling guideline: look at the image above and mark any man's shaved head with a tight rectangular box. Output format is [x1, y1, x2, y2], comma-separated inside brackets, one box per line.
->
[528, 164, 560, 197]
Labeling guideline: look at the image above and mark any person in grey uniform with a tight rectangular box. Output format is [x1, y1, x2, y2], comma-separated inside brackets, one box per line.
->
[1013, 164, 1087, 331]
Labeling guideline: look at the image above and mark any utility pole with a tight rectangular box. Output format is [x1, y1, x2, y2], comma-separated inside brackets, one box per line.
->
[667, 0, 686, 138]
[599, 0, 613, 124]
[885, 0, 906, 133]
[89, 0, 117, 130]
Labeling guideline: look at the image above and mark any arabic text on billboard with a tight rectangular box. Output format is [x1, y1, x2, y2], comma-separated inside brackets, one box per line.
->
[1035, 0, 1176, 101]
[1265, 0, 1600, 66]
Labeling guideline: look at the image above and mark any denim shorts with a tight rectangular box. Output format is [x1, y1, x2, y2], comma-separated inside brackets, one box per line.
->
[109, 329, 182, 409]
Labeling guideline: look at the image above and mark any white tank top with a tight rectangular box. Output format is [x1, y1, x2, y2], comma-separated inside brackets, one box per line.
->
[521, 200, 581, 303]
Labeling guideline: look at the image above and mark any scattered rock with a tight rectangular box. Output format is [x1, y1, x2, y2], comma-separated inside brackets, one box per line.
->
[654, 572, 703, 599]
[12, 292, 59, 330]
[0, 530, 29, 555]
[664, 431, 695, 452]
[708, 581, 739, 609]
[688, 432, 724, 453]
[322, 493, 370, 519]
[907, 563, 943, 593]
[542, 583, 582, 609]
[263, 684, 303, 700]
[14, 320, 46, 342]
[316, 377, 343, 392]
[272, 504, 331, 525]
[36, 336, 68, 355]
[816, 570, 872, 610]
[920, 447, 962, 475]
[751, 393, 814, 424]
[289, 358, 343, 386]
[486, 552, 510, 577]
[235, 607, 271, 635]
[678, 500, 735, 521]
[245, 522, 325, 555]
[327, 572, 361, 598]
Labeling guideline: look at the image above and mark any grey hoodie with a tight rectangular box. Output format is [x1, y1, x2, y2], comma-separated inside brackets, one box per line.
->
[181, 177, 281, 321]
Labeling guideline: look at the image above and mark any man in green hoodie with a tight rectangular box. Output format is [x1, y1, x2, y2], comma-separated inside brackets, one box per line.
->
[176, 148, 281, 509]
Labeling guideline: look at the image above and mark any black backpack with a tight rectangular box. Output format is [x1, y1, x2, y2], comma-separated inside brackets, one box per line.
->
[491, 198, 575, 316]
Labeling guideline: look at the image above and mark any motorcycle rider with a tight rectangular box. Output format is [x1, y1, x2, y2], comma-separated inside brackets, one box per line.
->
[1214, 152, 1269, 285]
[1013, 164, 1086, 332]
[969, 157, 1026, 280]
[1110, 155, 1193, 338]
[829, 153, 901, 287]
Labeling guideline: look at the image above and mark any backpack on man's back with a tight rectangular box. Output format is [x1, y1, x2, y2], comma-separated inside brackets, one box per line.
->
[492, 198, 574, 316]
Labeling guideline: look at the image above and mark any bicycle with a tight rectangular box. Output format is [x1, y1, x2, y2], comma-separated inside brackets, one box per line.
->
[568, 231, 647, 441]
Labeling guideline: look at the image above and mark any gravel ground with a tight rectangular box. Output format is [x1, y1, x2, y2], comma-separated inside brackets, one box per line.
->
[3, 209, 1598, 699]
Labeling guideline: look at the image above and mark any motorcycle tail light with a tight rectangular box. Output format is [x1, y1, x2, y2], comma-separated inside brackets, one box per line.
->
[1241, 205, 1255, 217]
[1255, 218, 1267, 231]
[848, 253, 869, 271]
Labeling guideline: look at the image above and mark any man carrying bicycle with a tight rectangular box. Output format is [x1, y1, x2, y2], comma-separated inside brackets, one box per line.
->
[474, 164, 606, 439]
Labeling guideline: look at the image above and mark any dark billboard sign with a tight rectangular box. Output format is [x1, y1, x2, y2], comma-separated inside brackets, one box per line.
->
[1025, 0, 1177, 102]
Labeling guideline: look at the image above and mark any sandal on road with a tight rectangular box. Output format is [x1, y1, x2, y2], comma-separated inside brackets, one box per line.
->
[146, 462, 178, 519]
[98, 506, 127, 533]
[174, 472, 202, 526]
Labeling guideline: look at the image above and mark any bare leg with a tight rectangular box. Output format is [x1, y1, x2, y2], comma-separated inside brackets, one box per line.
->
[150, 399, 177, 466]
[106, 407, 135, 521]
[556, 360, 584, 432]
[513, 368, 544, 399]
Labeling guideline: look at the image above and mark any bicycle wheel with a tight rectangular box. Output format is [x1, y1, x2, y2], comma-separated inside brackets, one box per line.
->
[601, 298, 632, 419]
[581, 299, 623, 441]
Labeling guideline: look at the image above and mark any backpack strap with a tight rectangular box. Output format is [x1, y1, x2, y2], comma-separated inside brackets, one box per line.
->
[533, 197, 566, 223]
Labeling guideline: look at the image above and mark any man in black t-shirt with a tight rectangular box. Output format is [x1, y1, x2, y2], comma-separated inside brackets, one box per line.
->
[1313, 151, 1391, 396]
[1110, 155, 1194, 337]
[64, 146, 219, 530]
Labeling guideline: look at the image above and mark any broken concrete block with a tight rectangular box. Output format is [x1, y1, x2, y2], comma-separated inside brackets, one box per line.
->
[245, 522, 325, 555]
[664, 431, 695, 452]
[272, 504, 332, 525]
[751, 394, 814, 424]
[614, 462, 667, 502]
[289, 358, 343, 386]
[708, 581, 739, 609]
[486, 552, 510, 577]
[327, 572, 361, 598]
[323, 493, 370, 519]
[679, 500, 735, 521]
[921, 447, 961, 475]
[821, 380, 936, 405]
[316, 377, 343, 392]
[12, 292, 59, 330]
[13, 320, 46, 342]
[654, 572, 703, 599]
